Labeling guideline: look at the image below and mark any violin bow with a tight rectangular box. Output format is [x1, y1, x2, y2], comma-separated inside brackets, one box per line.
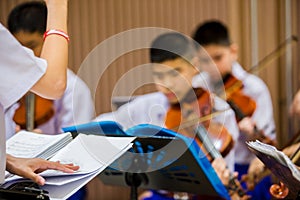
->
[171, 108, 231, 131]
[248, 35, 298, 74]
[218, 35, 298, 99]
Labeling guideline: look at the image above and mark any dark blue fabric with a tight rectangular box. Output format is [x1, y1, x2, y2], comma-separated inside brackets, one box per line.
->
[142, 190, 173, 200]
[235, 163, 272, 200]
[142, 190, 174, 200]
[67, 186, 87, 200]
[247, 176, 272, 200]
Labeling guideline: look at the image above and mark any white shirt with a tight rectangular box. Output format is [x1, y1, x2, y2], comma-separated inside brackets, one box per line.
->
[0, 23, 46, 183]
[38, 69, 94, 134]
[5, 69, 95, 138]
[232, 62, 276, 164]
[95, 91, 239, 172]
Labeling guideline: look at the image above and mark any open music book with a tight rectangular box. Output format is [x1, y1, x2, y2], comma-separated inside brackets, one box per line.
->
[247, 140, 300, 195]
[4, 131, 135, 200]
[6, 130, 73, 159]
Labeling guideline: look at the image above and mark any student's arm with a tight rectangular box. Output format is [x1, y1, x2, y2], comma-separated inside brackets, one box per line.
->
[31, 0, 69, 99]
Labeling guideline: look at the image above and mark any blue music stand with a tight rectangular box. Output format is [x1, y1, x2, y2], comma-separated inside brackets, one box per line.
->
[63, 121, 230, 200]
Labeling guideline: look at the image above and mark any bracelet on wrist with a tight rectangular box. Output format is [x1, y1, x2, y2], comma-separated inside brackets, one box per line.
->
[43, 29, 70, 42]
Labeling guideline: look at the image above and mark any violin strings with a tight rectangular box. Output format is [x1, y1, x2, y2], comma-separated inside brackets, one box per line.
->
[171, 108, 231, 131]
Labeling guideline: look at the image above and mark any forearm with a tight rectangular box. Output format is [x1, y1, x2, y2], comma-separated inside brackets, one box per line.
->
[32, 0, 68, 99]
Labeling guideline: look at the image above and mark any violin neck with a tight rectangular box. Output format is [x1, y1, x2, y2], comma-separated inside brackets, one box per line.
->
[194, 125, 222, 159]
[253, 126, 276, 146]
[195, 125, 247, 197]
[227, 100, 246, 121]
[291, 145, 300, 163]
[25, 92, 35, 131]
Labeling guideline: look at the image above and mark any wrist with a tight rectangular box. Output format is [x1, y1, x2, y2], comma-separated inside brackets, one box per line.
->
[43, 29, 70, 42]
[6, 154, 15, 172]
[46, 0, 68, 8]
[46, 1, 68, 31]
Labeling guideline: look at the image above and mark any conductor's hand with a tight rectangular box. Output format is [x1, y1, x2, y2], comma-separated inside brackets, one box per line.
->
[6, 154, 79, 185]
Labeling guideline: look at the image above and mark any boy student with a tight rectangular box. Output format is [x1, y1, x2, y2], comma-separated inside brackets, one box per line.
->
[96, 32, 244, 199]
[6, 1, 94, 138]
[192, 20, 276, 197]
[1, 0, 79, 186]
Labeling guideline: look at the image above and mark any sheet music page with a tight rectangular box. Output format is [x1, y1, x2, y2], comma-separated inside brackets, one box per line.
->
[39, 134, 135, 183]
[6, 131, 72, 159]
[247, 140, 300, 181]
[4, 133, 135, 199]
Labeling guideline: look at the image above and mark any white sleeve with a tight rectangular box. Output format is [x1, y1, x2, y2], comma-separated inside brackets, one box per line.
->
[94, 102, 139, 130]
[0, 24, 46, 110]
[213, 96, 239, 172]
[250, 80, 276, 140]
[0, 104, 5, 184]
[94, 93, 166, 130]
[55, 70, 95, 131]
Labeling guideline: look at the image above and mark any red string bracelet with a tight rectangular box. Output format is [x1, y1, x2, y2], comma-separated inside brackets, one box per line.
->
[43, 29, 70, 42]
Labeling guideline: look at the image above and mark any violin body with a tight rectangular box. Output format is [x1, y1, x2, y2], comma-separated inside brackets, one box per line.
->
[222, 73, 275, 146]
[165, 87, 247, 198]
[165, 88, 234, 159]
[222, 74, 256, 122]
[13, 93, 55, 130]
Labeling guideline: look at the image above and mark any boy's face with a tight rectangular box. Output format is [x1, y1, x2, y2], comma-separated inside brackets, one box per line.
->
[14, 31, 43, 57]
[152, 57, 198, 105]
[198, 44, 238, 83]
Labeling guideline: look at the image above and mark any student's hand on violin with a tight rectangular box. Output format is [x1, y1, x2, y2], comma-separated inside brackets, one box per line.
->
[212, 157, 232, 185]
[238, 117, 256, 139]
[241, 157, 266, 190]
[212, 158, 250, 200]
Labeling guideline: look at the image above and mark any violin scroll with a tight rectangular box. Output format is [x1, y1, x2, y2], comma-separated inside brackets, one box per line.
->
[269, 182, 289, 199]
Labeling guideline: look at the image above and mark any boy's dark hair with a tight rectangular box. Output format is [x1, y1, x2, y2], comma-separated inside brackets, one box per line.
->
[192, 20, 231, 47]
[7, 1, 47, 34]
[150, 32, 196, 63]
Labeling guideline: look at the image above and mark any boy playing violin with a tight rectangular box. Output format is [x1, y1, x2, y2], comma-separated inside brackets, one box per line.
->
[96, 32, 247, 199]
[193, 20, 277, 198]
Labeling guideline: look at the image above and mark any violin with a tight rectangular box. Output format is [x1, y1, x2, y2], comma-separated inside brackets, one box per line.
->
[218, 73, 275, 145]
[218, 36, 298, 145]
[165, 88, 234, 158]
[164, 87, 248, 198]
[13, 92, 55, 130]
[221, 74, 256, 122]
[269, 140, 300, 199]
[243, 134, 300, 198]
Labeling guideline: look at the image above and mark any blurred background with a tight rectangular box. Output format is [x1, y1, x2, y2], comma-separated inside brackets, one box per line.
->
[1, 0, 299, 199]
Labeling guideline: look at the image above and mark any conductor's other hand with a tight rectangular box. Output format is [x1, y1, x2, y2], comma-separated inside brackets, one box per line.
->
[6, 155, 79, 185]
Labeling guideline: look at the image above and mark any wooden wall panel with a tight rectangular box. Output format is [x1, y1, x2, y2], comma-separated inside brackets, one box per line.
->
[66, 0, 231, 115]
[0, 0, 298, 199]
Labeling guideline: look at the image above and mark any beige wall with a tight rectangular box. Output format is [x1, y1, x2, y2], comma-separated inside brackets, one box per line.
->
[1, 0, 299, 199]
